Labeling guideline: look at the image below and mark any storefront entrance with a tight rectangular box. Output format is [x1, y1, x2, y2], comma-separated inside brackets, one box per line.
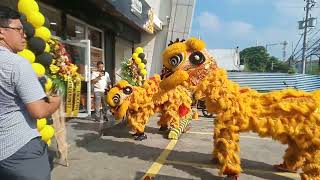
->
[61, 40, 92, 117]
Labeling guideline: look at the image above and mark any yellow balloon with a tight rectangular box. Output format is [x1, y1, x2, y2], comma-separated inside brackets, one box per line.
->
[45, 78, 53, 92]
[18, 0, 39, 15]
[27, 11, 45, 28]
[135, 47, 144, 54]
[141, 69, 147, 75]
[134, 58, 142, 64]
[18, 49, 35, 63]
[40, 125, 54, 142]
[46, 139, 51, 146]
[45, 43, 51, 52]
[31, 63, 45, 77]
[35, 27, 51, 42]
[132, 53, 139, 60]
[37, 118, 47, 131]
[138, 63, 145, 70]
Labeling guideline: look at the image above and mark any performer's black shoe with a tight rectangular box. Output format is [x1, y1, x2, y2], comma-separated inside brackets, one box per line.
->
[135, 134, 147, 141]
[131, 133, 139, 137]
[159, 126, 169, 132]
[224, 175, 238, 180]
[103, 115, 109, 122]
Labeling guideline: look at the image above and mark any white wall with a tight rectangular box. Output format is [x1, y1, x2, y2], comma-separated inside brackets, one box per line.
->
[145, 0, 161, 15]
[136, 0, 171, 76]
[209, 49, 241, 71]
[166, 0, 196, 44]
[139, 0, 196, 76]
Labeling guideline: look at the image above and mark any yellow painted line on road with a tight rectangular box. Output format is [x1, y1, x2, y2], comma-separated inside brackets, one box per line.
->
[165, 160, 300, 179]
[166, 159, 216, 168]
[187, 131, 272, 141]
[141, 140, 178, 180]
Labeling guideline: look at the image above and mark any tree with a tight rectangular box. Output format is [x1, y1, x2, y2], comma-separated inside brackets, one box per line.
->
[266, 56, 290, 73]
[240, 46, 291, 73]
[240, 46, 269, 72]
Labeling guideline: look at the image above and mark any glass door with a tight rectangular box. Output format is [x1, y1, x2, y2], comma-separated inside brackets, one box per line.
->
[61, 40, 91, 118]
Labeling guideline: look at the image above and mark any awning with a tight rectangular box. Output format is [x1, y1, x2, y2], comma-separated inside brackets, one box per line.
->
[92, 0, 155, 34]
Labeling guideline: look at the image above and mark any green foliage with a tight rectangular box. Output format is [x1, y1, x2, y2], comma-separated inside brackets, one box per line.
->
[306, 63, 320, 75]
[240, 46, 291, 73]
[266, 56, 290, 73]
[47, 74, 66, 97]
[287, 67, 296, 74]
[240, 46, 269, 72]
[120, 58, 138, 86]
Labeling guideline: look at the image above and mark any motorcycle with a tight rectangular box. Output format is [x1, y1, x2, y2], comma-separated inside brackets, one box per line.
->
[192, 99, 214, 118]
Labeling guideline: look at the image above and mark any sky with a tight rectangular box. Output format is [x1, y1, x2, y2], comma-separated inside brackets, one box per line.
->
[190, 0, 320, 60]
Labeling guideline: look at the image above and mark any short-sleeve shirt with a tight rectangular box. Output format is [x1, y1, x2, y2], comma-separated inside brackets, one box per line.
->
[0, 46, 46, 161]
[91, 71, 111, 92]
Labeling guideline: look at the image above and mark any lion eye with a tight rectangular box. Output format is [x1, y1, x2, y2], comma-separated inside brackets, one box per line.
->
[189, 51, 205, 65]
[112, 94, 121, 104]
[123, 86, 133, 95]
[169, 53, 183, 67]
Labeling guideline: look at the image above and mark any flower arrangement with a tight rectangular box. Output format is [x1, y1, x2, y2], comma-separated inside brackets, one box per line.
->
[120, 47, 147, 86]
[47, 39, 83, 96]
[46, 39, 83, 117]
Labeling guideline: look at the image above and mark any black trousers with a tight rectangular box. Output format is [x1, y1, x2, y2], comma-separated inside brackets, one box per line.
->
[0, 137, 51, 180]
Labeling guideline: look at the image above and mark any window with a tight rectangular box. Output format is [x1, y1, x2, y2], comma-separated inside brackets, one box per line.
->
[88, 28, 102, 48]
[38, 3, 62, 37]
[90, 48, 103, 71]
[66, 16, 86, 40]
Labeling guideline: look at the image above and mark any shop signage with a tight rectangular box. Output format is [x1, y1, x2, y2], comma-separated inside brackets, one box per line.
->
[131, 0, 142, 17]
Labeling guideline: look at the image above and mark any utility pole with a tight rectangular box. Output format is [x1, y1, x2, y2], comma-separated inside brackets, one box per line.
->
[282, 41, 288, 61]
[289, 42, 294, 66]
[301, 0, 316, 74]
[301, 0, 310, 74]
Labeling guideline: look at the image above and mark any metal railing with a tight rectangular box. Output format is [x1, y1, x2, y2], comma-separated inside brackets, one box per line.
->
[228, 72, 320, 92]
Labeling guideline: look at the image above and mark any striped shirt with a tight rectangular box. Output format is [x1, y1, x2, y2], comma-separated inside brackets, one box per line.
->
[0, 46, 46, 161]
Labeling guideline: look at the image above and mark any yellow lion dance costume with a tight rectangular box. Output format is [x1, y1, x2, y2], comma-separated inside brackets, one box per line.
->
[106, 38, 217, 140]
[106, 75, 161, 140]
[194, 68, 320, 180]
[159, 37, 320, 179]
[154, 38, 217, 132]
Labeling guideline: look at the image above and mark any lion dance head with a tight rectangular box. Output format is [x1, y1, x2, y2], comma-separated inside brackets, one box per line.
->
[106, 80, 133, 120]
[161, 37, 218, 87]
[106, 75, 161, 120]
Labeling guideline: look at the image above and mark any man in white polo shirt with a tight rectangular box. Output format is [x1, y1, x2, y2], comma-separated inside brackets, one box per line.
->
[91, 61, 111, 122]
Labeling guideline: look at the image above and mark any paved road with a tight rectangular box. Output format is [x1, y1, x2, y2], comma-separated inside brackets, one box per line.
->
[51, 115, 299, 180]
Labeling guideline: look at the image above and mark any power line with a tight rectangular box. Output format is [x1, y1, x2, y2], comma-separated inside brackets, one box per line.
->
[301, 0, 317, 74]
[292, 28, 316, 59]
[295, 37, 320, 60]
[292, 33, 303, 57]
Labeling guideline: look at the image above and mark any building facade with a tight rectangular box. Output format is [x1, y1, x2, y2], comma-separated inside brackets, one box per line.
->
[2, 0, 196, 116]
[209, 48, 242, 72]
[135, 0, 196, 77]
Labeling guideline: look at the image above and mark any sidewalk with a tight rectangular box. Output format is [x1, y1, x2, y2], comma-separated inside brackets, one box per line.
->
[49, 114, 118, 166]
[51, 115, 172, 180]
[50, 115, 299, 180]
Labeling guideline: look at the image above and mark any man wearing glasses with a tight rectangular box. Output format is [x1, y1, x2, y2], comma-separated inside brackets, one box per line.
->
[0, 6, 61, 180]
